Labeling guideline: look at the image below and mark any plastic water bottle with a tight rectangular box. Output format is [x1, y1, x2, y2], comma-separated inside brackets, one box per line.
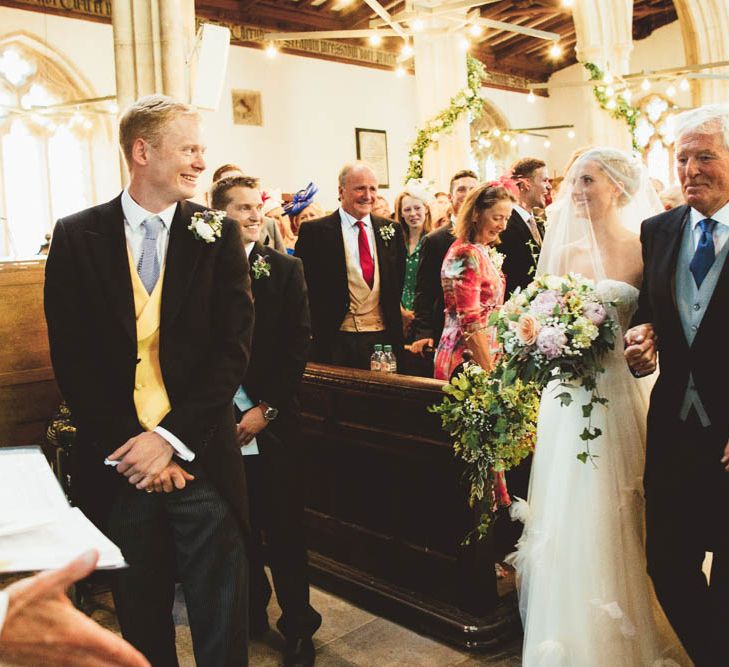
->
[383, 344, 397, 373]
[370, 344, 384, 372]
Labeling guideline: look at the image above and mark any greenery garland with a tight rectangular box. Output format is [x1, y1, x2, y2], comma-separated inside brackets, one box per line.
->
[583, 62, 640, 150]
[405, 54, 486, 182]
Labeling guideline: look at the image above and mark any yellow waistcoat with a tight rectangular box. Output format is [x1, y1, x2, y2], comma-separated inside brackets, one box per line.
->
[127, 250, 171, 430]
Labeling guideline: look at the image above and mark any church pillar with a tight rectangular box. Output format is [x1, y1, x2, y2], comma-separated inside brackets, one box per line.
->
[674, 0, 729, 105]
[571, 0, 634, 150]
[413, 27, 471, 189]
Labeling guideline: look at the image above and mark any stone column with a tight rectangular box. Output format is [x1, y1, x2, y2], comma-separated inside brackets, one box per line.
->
[111, 0, 196, 181]
[413, 28, 471, 190]
[674, 0, 729, 105]
[571, 0, 634, 150]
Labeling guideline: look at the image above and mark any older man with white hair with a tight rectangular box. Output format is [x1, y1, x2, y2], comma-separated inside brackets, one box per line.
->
[626, 104, 729, 666]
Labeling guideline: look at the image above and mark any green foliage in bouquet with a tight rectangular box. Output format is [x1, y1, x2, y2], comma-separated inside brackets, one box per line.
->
[490, 274, 619, 465]
[429, 363, 539, 542]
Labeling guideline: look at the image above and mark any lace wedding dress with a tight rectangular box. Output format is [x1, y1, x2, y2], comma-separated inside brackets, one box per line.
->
[508, 280, 688, 666]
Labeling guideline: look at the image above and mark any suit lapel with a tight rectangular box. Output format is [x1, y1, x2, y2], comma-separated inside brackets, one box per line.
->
[658, 206, 690, 316]
[326, 212, 348, 291]
[84, 195, 135, 341]
[161, 201, 204, 328]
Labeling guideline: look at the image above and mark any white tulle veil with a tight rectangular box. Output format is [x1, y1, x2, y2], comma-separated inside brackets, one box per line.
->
[537, 147, 662, 282]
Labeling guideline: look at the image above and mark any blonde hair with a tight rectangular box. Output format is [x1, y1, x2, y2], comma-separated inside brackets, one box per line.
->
[119, 95, 199, 165]
[394, 190, 433, 244]
[455, 183, 515, 242]
[290, 202, 325, 235]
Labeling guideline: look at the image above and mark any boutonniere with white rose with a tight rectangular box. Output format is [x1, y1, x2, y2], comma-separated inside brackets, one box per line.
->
[487, 246, 505, 272]
[251, 255, 271, 279]
[378, 223, 396, 245]
[188, 209, 224, 243]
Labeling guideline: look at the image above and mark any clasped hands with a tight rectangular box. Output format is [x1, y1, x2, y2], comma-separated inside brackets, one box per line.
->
[623, 323, 658, 377]
[107, 432, 194, 494]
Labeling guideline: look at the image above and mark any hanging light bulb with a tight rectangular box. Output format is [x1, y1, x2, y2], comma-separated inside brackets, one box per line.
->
[502, 133, 511, 143]
[567, 129, 576, 139]
[679, 77, 690, 91]
[544, 139, 552, 148]
[549, 43, 562, 59]
[265, 42, 278, 58]
[606, 98, 617, 110]
[641, 78, 651, 91]
[401, 42, 413, 58]
[605, 86, 615, 98]
[412, 17, 425, 32]
[521, 134, 530, 143]
[563, 0, 574, 6]
[369, 32, 382, 47]
[458, 35, 470, 51]
[622, 88, 633, 102]
[527, 90, 536, 104]
[603, 71, 614, 85]
[666, 84, 677, 98]
[395, 65, 406, 78]
[469, 23, 484, 37]
[483, 139, 492, 148]
[492, 128, 501, 137]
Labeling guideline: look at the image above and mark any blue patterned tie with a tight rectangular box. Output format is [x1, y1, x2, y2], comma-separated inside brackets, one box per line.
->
[689, 218, 717, 288]
[137, 216, 163, 294]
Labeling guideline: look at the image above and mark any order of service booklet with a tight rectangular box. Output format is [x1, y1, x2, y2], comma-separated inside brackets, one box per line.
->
[0, 446, 126, 572]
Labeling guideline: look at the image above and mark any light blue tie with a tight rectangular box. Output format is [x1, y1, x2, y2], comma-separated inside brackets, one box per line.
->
[689, 218, 717, 288]
[137, 216, 163, 294]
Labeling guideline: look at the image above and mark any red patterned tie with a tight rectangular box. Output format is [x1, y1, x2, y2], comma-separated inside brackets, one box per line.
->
[356, 220, 374, 289]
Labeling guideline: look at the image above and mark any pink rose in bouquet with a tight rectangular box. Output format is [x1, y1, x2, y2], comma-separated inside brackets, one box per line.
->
[536, 326, 568, 360]
[583, 301, 607, 326]
[530, 290, 565, 317]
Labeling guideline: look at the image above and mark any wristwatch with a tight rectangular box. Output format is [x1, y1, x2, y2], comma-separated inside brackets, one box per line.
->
[259, 402, 278, 422]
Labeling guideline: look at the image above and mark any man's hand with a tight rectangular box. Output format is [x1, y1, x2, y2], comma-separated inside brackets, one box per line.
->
[237, 407, 268, 447]
[401, 307, 415, 337]
[0, 550, 150, 667]
[720, 440, 729, 473]
[409, 338, 434, 356]
[108, 432, 174, 490]
[149, 461, 195, 493]
[624, 323, 657, 377]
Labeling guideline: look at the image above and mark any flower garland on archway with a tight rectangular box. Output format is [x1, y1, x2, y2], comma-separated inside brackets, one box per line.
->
[583, 62, 641, 150]
[405, 54, 486, 182]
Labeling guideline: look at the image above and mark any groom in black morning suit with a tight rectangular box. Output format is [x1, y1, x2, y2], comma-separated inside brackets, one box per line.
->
[295, 162, 405, 370]
[211, 175, 321, 667]
[44, 96, 254, 666]
[627, 105, 729, 666]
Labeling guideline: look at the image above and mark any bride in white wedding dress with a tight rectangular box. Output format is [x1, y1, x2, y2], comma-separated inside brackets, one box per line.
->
[507, 149, 690, 666]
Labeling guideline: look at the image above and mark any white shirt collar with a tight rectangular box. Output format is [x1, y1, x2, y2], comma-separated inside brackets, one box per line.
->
[339, 207, 372, 228]
[121, 188, 177, 231]
[513, 204, 531, 222]
[245, 242, 255, 258]
[689, 201, 729, 230]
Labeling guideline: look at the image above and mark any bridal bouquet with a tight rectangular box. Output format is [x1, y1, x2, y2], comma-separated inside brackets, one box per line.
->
[429, 363, 539, 542]
[490, 273, 618, 464]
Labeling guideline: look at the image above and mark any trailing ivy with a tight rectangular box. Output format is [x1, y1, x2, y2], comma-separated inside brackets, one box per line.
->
[405, 54, 486, 182]
[583, 62, 640, 150]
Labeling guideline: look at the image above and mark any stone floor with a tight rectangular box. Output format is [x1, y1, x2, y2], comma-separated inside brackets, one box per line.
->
[87, 577, 523, 666]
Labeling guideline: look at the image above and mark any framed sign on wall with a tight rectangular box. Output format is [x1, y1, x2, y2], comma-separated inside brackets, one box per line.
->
[355, 128, 389, 189]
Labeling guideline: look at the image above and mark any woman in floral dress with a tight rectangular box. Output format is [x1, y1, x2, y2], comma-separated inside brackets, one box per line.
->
[434, 182, 516, 380]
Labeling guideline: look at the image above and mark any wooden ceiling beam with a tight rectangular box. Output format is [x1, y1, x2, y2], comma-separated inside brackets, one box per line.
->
[483, 15, 565, 48]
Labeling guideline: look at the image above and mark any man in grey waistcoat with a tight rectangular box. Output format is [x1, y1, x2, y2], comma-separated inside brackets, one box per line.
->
[626, 104, 729, 666]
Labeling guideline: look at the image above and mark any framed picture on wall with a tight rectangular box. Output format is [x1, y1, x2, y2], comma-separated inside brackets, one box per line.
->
[355, 128, 389, 189]
[232, 90, 263, 126]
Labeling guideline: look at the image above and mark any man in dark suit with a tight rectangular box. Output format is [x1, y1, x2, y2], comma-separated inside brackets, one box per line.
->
[626, 104, 729, 666]
[212, 176, 321, 667]
[44, 95, 254, 667]
[498, 157, 551, 298]
[409, 169, 479, 360]
[295, 162, 405, 369]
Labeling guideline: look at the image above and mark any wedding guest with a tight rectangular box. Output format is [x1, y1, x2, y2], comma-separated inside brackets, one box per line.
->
[410, 169, 479, 360]
[394, 181, 433, 337]
[210, 163, 285, 252]
[44, 94, 255, 666]
[0, 551, 149, 667]
[295, 162, 405, 369]
[261, 188, 288, 249]
[283, 182, 324, 253]
[212, 176, 322, 667]
[372, 194, 393, 219]
[433, 182, 513, 380]
[499, 157, 551, 298]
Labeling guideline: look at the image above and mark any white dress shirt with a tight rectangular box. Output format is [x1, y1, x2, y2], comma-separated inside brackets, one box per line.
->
[689, 202, 729, 254]
[513, 203, 531, 224]
[339, 208, 377, 271]
[120, 189, 194, 462]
